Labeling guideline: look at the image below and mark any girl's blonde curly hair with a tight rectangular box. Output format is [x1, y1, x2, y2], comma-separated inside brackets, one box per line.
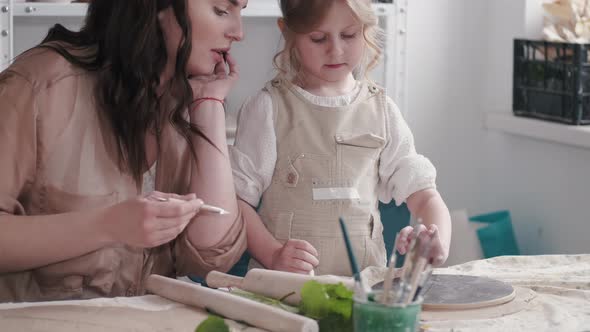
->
[273, 0, 383, 82]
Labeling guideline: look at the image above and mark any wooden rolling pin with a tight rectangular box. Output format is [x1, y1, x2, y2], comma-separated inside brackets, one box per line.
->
[145, 275, 318, 332]
[206, 268, 354, 306]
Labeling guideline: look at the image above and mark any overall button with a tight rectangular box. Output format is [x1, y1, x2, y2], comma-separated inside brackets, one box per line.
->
[287, 173, 297, 185]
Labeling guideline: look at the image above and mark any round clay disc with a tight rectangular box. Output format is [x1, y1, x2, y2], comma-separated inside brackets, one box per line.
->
[374, 274, 516, 310]
[420, 286, 537, 321]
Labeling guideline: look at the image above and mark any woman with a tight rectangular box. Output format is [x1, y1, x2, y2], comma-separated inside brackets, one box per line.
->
[0, 0, 249, 302]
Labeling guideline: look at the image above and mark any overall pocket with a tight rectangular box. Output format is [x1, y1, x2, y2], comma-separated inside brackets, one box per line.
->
[335, 132, 386, 159]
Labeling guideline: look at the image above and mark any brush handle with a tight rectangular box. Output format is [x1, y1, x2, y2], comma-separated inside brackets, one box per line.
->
[338, 218, 360, 279]
[206, 270, 244, 289]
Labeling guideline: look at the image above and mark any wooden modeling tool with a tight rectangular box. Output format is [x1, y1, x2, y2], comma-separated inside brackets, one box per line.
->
[154, 196, 230, 215]
[379, 232, 399, 304]
[397, 224, 422, 302]
[412, 263, 433, 302]
[404, 231, 433, 304]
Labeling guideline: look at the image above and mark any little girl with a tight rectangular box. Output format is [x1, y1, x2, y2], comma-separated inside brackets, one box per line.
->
[231, 0, 452, 276]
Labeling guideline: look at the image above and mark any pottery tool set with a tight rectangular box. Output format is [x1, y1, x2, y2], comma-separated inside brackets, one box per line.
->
[339, 216, 435, 306]
[340, 216, 517, 312]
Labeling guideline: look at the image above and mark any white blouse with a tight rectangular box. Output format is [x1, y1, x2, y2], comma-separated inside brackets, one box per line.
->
[229, 82, 437, 207]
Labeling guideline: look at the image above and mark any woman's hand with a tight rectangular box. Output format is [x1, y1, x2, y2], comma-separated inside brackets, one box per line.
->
[270, 239, 320, 275]
[101, 191, 203, 248]
[397, 223, 447, 266]
[188, 52, 239, 102]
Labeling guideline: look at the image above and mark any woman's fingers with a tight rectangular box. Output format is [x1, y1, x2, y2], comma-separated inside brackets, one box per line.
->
[149, 215, 194, 246]
[152, 211, 197, 231]
[150, 197, 203, 218]
[186, 52, 238, 104]
[225, 52, 239, 78]
[146, 191, 197, 202]
[213, 58, 227, 76]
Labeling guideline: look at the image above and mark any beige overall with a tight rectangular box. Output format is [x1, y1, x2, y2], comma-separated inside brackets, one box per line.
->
[250, 78, 389, 276]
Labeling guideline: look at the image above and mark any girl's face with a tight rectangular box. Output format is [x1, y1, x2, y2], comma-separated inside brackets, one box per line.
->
[159, 0, 247, 76]
[292, 0, 364, 87]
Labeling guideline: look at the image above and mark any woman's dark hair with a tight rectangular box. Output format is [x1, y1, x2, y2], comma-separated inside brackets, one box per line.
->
[40, 0, 203, 184]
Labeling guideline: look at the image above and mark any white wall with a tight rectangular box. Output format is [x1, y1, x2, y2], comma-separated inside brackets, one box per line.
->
[407, 0, 590, 254]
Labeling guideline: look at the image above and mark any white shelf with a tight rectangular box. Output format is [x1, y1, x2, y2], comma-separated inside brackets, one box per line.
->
[485, 112, 590, 150]
[13, 3, 87, 17]
[12, 2, 395, 18]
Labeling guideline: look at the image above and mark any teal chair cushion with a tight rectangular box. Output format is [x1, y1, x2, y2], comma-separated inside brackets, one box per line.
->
[379, 201, 410, 265]
[469, 210, 520, 258]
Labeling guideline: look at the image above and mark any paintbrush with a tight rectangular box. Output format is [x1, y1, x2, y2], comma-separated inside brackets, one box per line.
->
[338, 217, 370, 300]
[404, 231, 433, 304]
[153, 196, 230, 215]
[412, 263, 434, 302]
[396, 220, 422, 302]
[379, 232, 399, 305]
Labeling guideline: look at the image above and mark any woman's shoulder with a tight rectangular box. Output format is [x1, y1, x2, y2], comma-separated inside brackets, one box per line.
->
[6, 45, 89, 90]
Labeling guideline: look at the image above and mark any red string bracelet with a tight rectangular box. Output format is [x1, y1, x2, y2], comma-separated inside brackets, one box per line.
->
[192, 97, 225, 108]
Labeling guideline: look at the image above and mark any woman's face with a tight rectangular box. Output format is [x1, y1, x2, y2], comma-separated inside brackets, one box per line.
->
[159, 0, 247, 76]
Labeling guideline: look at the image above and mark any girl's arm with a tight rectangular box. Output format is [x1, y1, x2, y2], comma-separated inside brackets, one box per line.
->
[240, 199, 318, 274]
[239, 199, 282, 268]
[405, 188, 452, 265]
[378, 97, 451, 265]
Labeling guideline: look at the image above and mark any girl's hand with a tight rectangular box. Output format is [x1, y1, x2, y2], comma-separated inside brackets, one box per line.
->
[396, 224, 447, 266]
[396, 224, 426, 255]
[188, 53, 239, 102]
[270, 239, 320, 274]
[101, 191, 203, 248]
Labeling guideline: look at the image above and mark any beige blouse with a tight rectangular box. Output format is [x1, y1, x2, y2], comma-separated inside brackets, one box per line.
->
[0, 47, 246, 302]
